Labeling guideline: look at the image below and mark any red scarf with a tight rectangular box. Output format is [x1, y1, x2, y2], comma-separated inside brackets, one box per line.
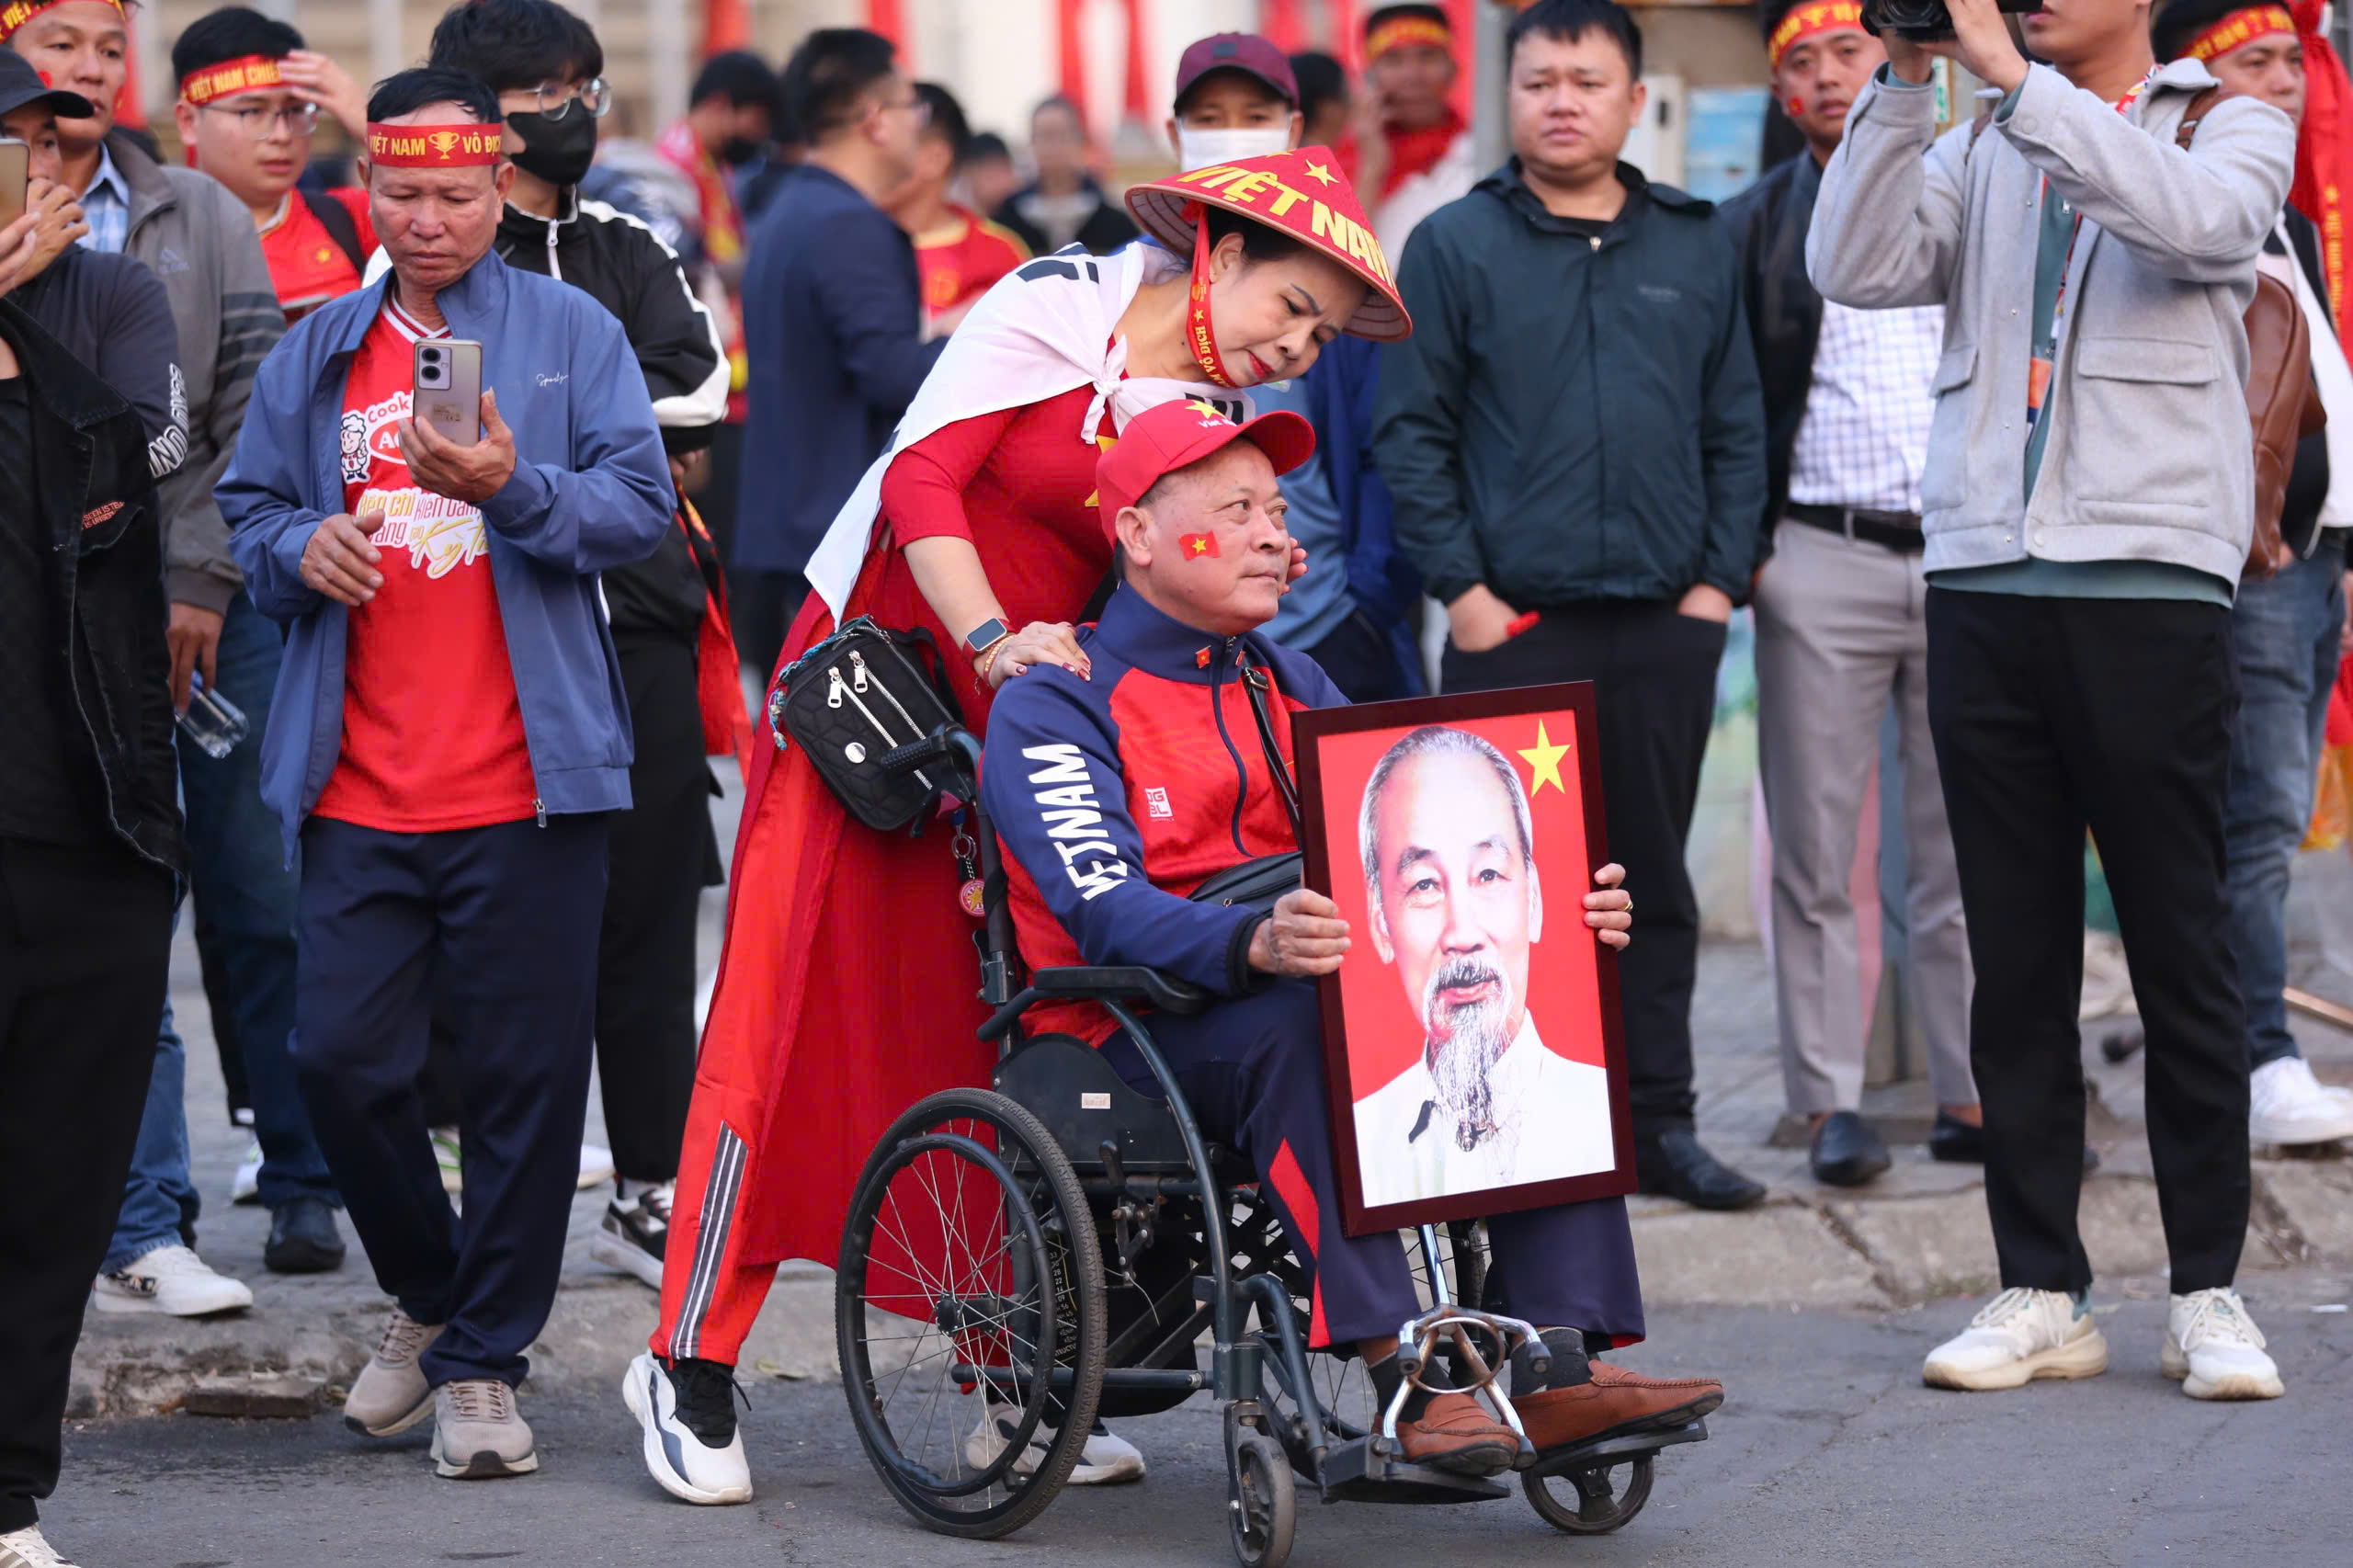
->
[1379, 105, 1467, 199]
[2289, 0, 2353, 348]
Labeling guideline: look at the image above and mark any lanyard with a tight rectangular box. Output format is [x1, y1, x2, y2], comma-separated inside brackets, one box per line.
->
[2028, 79, 2151, 427]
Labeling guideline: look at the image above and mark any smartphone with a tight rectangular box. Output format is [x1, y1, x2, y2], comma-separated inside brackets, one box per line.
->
[0, 139, 29, 233]
[412, 337, 483, 447]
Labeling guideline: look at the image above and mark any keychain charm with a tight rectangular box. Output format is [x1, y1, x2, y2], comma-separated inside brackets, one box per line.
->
[953, 824, 985, 918]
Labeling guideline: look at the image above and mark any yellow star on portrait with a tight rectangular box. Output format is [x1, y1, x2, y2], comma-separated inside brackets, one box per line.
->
[1519, 720, 1571, 797]
[1305, 161, 1337, 187]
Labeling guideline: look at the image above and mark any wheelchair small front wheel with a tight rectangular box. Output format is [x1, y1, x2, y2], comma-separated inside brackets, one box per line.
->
[1227, 1430, 1296, 1568]
[837, 1087, 1106, 1540]
[1524, 1453, 1654, 1535]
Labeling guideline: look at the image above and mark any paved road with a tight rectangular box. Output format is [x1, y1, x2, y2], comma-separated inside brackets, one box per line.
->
[45, 1274, 2353, 1568]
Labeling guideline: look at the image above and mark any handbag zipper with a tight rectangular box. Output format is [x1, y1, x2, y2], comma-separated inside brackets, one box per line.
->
[840, 678, 935, 792]
[827, 666, 847, 709]
[849, 650, 870, 693]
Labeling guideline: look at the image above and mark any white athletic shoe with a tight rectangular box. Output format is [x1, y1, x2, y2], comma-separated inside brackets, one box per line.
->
[0, 1523, 79, 1568]
[430, 1127, 464, 1195]
[590, 1182, 672, 1289]
[91, 1244, 255, 1317]
[230, 1136, 263, 1205]
[2249, 1057, 2353, 1146]
[963, 1405, 1147, 1485]
[2162, 1288, 2283, 1400]
[577, 1142, 616, 1191]
[623, 1350, 752, 1506]
[1922, 1287, 2108, 1391]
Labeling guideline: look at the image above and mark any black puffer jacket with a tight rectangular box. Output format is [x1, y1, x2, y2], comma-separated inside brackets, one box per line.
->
[0, 300, 182, 873]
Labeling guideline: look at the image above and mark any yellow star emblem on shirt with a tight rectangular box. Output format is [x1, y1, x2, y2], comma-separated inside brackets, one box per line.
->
[1305, 161, 1337, 187]
[1082, 431, 1120, 508]
[1518, 719, 1571, 797]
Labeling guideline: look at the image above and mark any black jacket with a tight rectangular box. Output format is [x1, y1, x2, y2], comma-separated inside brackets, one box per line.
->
[993, 179, 1140, 258]
[496, 190, 730, 642]
[14, 244, 188, 483]
[1372, 161, 1768, 608]
[2275, 205, 2336, 557]
[0, 300, 182, 873]
[1716, 150, 1822, 535]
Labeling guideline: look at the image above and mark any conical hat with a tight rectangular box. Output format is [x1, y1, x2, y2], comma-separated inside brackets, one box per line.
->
[1124, 145, 1412, 342]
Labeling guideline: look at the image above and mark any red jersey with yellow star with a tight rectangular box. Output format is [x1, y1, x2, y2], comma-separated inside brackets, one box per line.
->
[913, 203, 1029, 327]
[260, 187, 375, 323]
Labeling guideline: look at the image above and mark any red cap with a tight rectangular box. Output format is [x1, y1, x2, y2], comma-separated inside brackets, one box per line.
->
[1173, 33, 1299, 109]
[1096, 400, 1316, 537]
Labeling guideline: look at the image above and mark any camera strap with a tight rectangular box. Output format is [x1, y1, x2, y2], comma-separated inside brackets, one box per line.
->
[1235, 643, 1304, 846]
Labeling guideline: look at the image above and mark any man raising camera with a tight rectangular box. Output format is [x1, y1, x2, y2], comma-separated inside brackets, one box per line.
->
[1808, 0, 2293, 1399]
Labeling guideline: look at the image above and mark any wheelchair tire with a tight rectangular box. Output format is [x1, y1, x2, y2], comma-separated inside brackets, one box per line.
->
[837, 1087, 1107, 1540]
[1227, 1431, 1296, 1568]
[1523, 1454, 1654, 1535]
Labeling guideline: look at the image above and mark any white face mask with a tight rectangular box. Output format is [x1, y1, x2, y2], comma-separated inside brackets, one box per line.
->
[1176, 124, 1295, 174]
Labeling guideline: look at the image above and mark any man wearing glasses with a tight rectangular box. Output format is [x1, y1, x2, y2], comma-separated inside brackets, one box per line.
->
[173, 7, 371, 323]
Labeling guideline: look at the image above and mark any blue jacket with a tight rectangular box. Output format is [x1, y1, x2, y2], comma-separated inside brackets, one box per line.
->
[1300, 335, 1424, 696]
[733, 164, 947, 573]
[220, 254, 675, 858]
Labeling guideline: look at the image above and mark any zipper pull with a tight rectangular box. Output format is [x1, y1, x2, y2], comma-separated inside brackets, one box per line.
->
[849, 650, 870, 693]
[534, 797, 546, 828]
[1588, 234, 1601, 252]
[828, 666, 847, 709]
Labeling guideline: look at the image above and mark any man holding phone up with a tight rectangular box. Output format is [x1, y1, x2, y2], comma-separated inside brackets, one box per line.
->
[221, 68, 672, 1482]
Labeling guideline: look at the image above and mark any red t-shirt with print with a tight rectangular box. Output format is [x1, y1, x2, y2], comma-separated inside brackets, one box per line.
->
[262, 187, 376, 323]
[311, 298, 538, 832]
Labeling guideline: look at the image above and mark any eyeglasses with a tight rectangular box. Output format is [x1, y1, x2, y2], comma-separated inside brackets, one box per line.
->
[531, 77, 611, 120]
[201, 100, 320, 138]
[887, 92, 932, 128]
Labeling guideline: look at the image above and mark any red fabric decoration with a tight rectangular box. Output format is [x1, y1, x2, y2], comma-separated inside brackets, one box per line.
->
[2290, 0, 2353, 347]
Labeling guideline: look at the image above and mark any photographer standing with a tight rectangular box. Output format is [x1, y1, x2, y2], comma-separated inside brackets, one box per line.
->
[1809, 0, 2292, 1398]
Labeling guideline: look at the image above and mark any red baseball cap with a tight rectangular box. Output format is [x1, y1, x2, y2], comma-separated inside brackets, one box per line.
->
[1173, 33, 1299, 110]
[1096, 399, 1316, 538]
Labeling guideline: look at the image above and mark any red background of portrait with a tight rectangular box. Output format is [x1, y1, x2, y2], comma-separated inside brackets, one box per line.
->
[1314, 710, 1606, 1103]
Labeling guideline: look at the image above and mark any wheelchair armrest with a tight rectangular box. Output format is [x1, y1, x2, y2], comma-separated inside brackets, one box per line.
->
[977, 965, 1214, 1043]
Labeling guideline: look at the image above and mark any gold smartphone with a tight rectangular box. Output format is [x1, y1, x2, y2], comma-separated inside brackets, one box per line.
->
[0, 139, 30, 233]
[412, 337, 483, 447]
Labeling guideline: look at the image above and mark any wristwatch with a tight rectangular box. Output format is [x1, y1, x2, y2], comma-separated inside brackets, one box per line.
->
[963, 618, 1010, 655]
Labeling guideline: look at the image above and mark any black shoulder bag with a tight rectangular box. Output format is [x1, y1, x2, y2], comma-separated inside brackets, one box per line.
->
[767, 617, 968, 834]
[1187, 644, 1305, 912]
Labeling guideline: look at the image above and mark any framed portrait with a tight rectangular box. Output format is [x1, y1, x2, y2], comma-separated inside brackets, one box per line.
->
[1292, 683, 1634, 1238]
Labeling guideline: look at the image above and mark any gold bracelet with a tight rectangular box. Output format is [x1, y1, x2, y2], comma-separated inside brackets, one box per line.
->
[974, 635, 1011, 684]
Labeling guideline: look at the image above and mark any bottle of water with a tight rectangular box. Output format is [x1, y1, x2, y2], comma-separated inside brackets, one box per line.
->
[176, 673, 248, 759]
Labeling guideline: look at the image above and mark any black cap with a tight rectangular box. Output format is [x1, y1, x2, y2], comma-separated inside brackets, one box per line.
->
[0, 49, 97, 123]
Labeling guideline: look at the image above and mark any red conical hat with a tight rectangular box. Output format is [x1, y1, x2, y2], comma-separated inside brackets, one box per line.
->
[1125, 145, 1412, 343]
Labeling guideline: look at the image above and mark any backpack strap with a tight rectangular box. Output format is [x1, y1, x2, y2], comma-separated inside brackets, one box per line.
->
[300, 187, 368, 275]
[2175, 85, 2222, 150]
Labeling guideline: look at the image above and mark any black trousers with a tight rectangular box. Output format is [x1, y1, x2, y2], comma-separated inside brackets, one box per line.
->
[596, 638, 717, 1183]
[1302, 607, 1414, 705]
[0, 839, 174, 1533]
[294, 815, 607, 1387]
[1440, 601, 1727, 1136]
[1926, 589, 2247, 1294]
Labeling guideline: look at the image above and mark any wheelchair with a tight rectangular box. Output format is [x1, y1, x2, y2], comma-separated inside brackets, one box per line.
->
[834, 728, 1709, 1566]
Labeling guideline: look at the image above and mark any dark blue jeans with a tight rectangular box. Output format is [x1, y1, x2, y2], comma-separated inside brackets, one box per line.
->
[2223, 534, 2347, 1071]
[179, 593, 336, 1210]
[103, 989, 196, 1274]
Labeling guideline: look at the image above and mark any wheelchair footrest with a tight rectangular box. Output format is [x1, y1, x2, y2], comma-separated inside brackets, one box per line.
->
[1522, 1418, 1709, 1479]
[1314, 1436, 1512, 1506]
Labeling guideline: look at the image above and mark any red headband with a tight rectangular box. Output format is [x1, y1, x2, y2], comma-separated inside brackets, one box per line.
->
[0, 0, 120, 44]
[2188, 6, 2297, 61]
[366, 121, 503, 168]
[1366, 15, 1451, 60]
[1768, 1, 1868, 70]
[181, 53, 286, 108]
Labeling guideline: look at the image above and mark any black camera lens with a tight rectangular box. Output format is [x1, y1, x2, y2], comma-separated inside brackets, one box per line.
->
[422, 347, 442, 364]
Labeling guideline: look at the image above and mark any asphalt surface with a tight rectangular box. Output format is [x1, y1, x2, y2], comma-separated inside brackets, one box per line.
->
[41, 1275, 2353, 1568]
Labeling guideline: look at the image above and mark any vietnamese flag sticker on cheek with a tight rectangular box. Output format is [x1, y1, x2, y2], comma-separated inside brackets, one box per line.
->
[1180, 532, 1222, 559]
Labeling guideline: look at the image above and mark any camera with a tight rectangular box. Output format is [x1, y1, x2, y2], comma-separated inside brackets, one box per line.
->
[1861, 0, 2043, 41]
[418, 346, 446, 387]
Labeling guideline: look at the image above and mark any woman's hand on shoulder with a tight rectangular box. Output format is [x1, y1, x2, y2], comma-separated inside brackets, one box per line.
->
[983, 620, 1092, 688]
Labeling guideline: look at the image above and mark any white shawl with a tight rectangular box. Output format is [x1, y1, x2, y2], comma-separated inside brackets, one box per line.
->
[802, 241, 1251, 621]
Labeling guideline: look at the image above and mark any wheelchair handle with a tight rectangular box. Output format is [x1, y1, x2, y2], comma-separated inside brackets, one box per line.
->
[880, 725, 982, 781]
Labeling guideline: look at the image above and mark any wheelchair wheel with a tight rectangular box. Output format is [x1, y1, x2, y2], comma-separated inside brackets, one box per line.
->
[837, 1088, 1106, 1540]
[1524, 1454, 1654, 1534]
[1227, 1431, 1296, 1568]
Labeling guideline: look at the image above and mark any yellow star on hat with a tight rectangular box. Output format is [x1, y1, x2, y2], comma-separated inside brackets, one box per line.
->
[1305, 161, 1337, 187]
[1519, 720, 1571, 796]
[1186, 399, 1231, 422]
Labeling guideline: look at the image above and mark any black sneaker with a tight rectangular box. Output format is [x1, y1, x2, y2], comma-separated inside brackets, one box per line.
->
[590, 1182, 672, 1289]
[264, 1196, 347, 1274]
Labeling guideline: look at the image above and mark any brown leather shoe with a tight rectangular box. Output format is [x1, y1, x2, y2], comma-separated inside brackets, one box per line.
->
[1513, 1362, 1724, 1453]
[1392, 1391, 1519, 1476]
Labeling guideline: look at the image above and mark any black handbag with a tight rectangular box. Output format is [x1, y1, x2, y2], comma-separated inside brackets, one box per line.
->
[767, 617, 967, 834]
[1187, 644, 1305, 913]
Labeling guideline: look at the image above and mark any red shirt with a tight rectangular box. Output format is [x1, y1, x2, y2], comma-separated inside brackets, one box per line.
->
[261, 187, 375, 323]
[913, 204, 1029, 327]
[873, 383, 1116, 725]
[312, 299, 539, 833]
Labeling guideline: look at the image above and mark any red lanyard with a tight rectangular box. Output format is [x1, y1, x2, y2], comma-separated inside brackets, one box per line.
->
[1182, 203, 1239, 390]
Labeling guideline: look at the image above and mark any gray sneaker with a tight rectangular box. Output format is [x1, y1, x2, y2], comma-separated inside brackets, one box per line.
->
[431, 1378, 538, 1479]
[345, 1307, 444, 1437]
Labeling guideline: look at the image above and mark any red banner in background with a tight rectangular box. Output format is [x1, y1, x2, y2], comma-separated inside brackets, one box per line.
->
[2290, 0, 2353, 339]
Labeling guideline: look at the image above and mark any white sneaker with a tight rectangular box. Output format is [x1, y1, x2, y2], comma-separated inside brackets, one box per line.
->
[577, 1142, 615, 1191]
[0, 1523, 79, 1568]
[430, 1127, 463, 1195]
[2161, 1288, 2283, 1400]
[963, 1405, 1146, 1485]
[1922, 1287, 2108, 1391]
[622, 1350, 752, 1505]
[2249, 1057, 2353, 1146]
[591, 1182, 672, 1289]
[230, 1136, 263, 1206]
[91, 1244, 255, 1317]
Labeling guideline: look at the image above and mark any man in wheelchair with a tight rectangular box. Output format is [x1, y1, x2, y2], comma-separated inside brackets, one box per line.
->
[978, 399, 1726, 1478]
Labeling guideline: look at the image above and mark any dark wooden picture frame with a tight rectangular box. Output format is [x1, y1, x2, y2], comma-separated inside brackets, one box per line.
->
[1292, 682, 1634, 1238]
